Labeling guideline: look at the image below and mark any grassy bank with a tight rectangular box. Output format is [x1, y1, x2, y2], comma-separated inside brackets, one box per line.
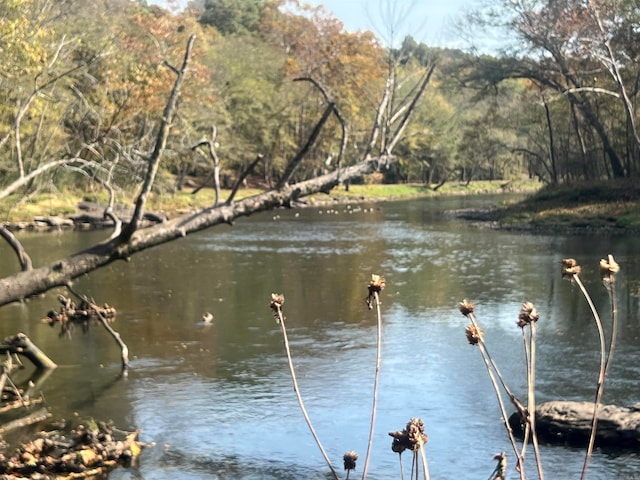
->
[495, 179, 640, 233]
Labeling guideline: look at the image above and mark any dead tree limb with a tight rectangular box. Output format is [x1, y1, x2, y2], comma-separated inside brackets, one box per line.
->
[276, 101, 335, 189]
[0, 154, 385, 307]
[0, 158, 98, 201]
[62, 286, 129, 375]
[0, 225, 32, 272]
[364, 73, 393, 159]
[191, 125, 222, 205]
[387, 62, 436, 153]
[226, 154, 264, 205]
[121, 34, 196, 241]
[0, 334, 57, 370]
[294, 77, 348, 174]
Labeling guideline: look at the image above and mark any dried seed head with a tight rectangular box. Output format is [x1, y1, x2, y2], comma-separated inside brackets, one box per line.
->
[600, 254, 620, 283]
[465, 324, 484, 345]
[390, 434, 406, 454]
[517, 301, 539, 328]
[343, 451, 358, 471]
[406, 418, 427, 448]
[366, 274, 385, 309]
[459, 300, 475, 316]
[270, 293, 284, 310]
[493, 452, 507, 479]
[368, 274, 385, 293]
[270, 293, 285, 324]
[561, 258, 581, 278]
[389, 418, 428, 453]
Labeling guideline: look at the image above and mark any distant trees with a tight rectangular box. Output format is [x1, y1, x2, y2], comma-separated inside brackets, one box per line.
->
[199, 0, 262, 35]
[464, 0, 640, 182]
[1, 0, 638, 205]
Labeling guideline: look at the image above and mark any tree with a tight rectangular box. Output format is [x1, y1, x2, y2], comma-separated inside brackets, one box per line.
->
[465, 0, 635, 180]
[198, 0, 262, 35]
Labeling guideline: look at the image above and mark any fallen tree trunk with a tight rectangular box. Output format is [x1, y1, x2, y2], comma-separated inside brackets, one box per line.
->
[509, 400, 640, 449]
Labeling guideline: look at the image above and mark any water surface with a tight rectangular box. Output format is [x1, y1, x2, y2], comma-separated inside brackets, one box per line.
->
[0, 195, 639, 479]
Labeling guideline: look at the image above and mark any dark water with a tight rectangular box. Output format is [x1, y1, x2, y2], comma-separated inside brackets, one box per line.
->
[1, 195, 639, 480]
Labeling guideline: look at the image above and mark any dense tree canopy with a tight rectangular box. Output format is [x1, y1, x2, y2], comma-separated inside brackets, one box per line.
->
[0, 0, 638, 207]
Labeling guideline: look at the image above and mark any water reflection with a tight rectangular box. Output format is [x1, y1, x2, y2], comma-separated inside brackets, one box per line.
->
[0, 195, 639, 479]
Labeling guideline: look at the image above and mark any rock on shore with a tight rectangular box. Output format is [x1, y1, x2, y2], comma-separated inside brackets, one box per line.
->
[509, 401, 640, 449]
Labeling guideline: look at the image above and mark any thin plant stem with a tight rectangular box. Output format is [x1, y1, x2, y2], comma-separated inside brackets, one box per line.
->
[573, 275, 607, 480]
[418, 438, 430, 480]
[467, 313, 527, 480]
[519, 330, 532, 466]
[411, 451, 418, 480]
[527, 321, 544, 480]
[603, 279, 618, 382]
[274, 305, 340, 480]
[361, 291, 382, 480]
[476, 339, 526, 480]
[398, 453, 405, 480]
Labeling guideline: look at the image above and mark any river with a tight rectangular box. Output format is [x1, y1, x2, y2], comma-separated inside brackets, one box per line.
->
[0, 195, 639, 479]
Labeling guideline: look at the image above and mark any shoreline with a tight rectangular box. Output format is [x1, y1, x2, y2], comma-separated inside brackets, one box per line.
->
[3, 179, 639, 235]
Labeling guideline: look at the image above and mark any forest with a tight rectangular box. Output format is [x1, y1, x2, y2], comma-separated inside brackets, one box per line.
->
[1, 0, 639, 207]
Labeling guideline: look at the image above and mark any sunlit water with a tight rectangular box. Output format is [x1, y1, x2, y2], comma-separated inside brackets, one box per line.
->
[1, 195, 639, 479]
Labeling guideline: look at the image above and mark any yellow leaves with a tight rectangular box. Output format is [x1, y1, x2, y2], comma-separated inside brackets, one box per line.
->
[0, 6, 51, 75]
[125, 430, 142, 459]
[76, 448, 99, 466]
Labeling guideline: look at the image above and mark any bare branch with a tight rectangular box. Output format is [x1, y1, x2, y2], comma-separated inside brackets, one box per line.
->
[191, 125, 222, 206]
[120, 34, 196, 240]
[294, 77, 348, 175]
[387, 62, 436, 153]
[276, 102, 335, 189]
[226, 154, 264, 205]
[0, 158, 98, 201]
[0, 226, 32, 272]
[563, 87, 620, 98]
[365, 72, 393, 158]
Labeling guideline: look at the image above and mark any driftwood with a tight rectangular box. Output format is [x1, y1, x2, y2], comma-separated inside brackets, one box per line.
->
[0, 334, 56, 370]
[0, 418, 144, 478]
[44, 293, 129, 375]
[509, 400, 640, 448]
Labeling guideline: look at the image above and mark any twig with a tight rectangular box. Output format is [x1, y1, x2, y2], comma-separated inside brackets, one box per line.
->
[65, 284, 129, 375]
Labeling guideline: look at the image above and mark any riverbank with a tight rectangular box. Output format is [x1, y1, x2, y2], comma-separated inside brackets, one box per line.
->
[464, 179, 640, 235]
[3, 178, 639, 234]
[0, 179, 541, 231]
